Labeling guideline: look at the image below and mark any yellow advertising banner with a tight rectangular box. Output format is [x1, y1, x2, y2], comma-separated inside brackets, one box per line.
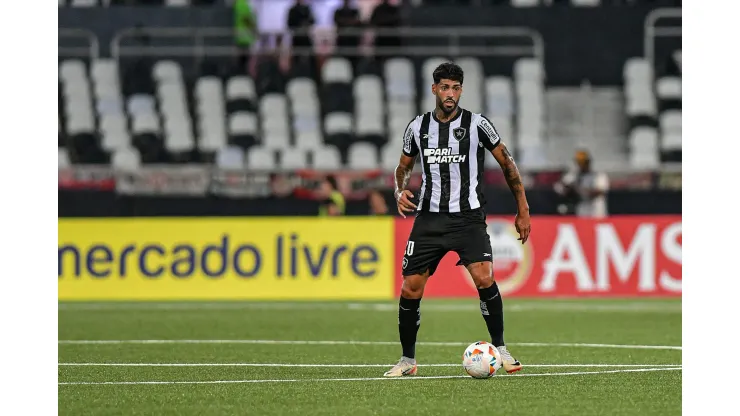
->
[58, 217, 394, 300]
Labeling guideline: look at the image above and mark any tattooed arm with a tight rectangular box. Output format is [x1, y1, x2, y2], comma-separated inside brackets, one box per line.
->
[492, 143, 531, 243]
[476, 114, 531, 243]
[492, 143, 529, 213]
[395, 117, 420, 218]
[394, 155, 417, 218]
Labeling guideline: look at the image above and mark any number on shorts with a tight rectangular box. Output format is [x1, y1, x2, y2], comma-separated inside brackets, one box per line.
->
[405, 241, 415, 256]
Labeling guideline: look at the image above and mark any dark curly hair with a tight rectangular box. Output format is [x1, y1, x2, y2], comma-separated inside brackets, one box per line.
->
[433, 62, 464, 85]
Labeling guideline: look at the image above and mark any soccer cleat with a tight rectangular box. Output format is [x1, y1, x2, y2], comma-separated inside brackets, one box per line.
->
[383, 356, 418, 377]
[497, 346, 523, 374]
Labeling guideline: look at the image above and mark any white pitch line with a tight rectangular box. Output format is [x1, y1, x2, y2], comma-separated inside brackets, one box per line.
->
[58, 362, 682, 368]
[57, 302, 681, 313]
[57, 339, 682, 350]
[58, 367, 682, 386]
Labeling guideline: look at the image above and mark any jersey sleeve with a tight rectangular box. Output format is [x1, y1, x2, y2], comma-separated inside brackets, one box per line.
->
[477, 115, 501, 151]
[402, 118, 419, 157]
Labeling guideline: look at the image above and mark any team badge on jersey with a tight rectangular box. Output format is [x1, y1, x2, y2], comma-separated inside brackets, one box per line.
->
[453, 127, 467, 141]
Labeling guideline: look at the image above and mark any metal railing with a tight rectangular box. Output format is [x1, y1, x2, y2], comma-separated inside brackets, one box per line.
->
[59, 28, 100, 59]
[110, 26, 544, 62]
[644, 8, 681, 69]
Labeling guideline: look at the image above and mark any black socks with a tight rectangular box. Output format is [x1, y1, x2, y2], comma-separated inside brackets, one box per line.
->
[477, 282, 505, 347]
[398, 296, 421, 359]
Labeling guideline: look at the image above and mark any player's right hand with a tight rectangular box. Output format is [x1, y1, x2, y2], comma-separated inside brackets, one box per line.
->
[395, 190, 417, 218]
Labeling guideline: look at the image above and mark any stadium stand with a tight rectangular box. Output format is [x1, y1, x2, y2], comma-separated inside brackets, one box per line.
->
[58, 2, 680, 173]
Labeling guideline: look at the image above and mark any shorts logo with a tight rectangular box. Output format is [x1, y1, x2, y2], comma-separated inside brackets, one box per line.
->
[422, 148, 467, 164]
[402, 257, 409, 270]
[453, 127, 467, 141]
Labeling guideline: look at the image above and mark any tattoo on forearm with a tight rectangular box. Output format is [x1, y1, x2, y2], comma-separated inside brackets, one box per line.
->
[395, 165, 412, 194]
[501, 146, 526, 201]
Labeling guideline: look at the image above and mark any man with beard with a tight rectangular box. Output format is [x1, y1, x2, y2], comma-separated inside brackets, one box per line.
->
[384, 62, 531, 377]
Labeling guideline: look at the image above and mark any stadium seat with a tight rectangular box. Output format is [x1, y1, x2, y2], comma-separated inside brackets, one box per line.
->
[164, 120, 196, 154]
[628, 127, 659, 152]
[381, 143, 401, 172]
[324, 113, 353, 150]
[59, 148, 71, 168]
[228, 112, 259, 150]
[280, 148, 308, 170]
[353, 75, 384, 102]
[656, 77, 682, 111]
[629, 149, 660, 169]
[485, 76, 514, 119]
[287, 77, 318, 100]
[259, 94, 289, 118]
[659, 110, 682, 135]
[662, 132, 682, 151]
[312, 147, 342, 170]
[262, 129, 290, 150]
[348, 142, 379, 170]
[127, 94, 157, 116]
[100, 113, 130, 151]
[198, 126, 228, 154]
[387, 101, 415, 125]
[322, 57, 353, 84]
[59, 60, 86, 82]
[624, 58, 653, 85]
[112, 148, 142, 171]
[384, 58, 415, 101]
[247, 147, 277, 170]
[514, 58, 545, 82]
[152, 60, 183, 85]
[226, 76, 257, 101]
[132, 113, 161, 135]
[294, 129, 324, 150]
[215, 145, 246, 169]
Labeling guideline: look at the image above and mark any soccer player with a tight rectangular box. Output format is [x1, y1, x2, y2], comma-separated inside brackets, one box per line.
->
[384, 62, 531, 377]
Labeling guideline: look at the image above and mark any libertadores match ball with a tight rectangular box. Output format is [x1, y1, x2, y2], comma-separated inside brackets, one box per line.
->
[462, 341, 502, 378]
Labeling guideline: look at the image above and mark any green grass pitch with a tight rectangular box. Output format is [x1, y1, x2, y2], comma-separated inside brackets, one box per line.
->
[58, 298, 681, 415]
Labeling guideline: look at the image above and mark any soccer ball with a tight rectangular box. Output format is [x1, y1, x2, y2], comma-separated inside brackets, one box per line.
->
[462, 341, 502, 379]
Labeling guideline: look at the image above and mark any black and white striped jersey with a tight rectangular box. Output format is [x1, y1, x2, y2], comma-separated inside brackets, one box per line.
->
[402, 108, 501, 213]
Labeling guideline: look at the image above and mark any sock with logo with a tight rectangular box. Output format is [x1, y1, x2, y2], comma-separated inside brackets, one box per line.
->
[477, 282, 505, 347]
[398, 296, 421, 359]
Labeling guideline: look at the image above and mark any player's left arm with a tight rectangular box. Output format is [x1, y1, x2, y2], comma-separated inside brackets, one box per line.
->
[478, 116, 531, 243]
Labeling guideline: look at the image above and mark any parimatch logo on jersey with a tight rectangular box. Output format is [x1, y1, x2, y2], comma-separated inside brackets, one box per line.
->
[423, 148, 467, 164]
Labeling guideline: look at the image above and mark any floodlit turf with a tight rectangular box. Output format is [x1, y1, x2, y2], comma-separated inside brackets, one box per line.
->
[58, 299, 681, 415]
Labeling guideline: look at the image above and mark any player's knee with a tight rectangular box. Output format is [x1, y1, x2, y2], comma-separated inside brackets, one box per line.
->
[401, 274, 426, 299]
[467, 262, 494, 289]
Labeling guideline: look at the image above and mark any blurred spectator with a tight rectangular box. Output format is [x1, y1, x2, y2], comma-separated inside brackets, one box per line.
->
[554, 150, 609, 218]
[288, 0, 316, 71]
[318, 175, 346, 216]
[370, 0, 402, 61]
[368, 189, 389, 215]
[233, 0, 257, 74]
[334, 0, 363, 65]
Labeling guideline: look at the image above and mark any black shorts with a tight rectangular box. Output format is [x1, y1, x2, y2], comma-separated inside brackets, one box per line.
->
[401, 208, 492, 277]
